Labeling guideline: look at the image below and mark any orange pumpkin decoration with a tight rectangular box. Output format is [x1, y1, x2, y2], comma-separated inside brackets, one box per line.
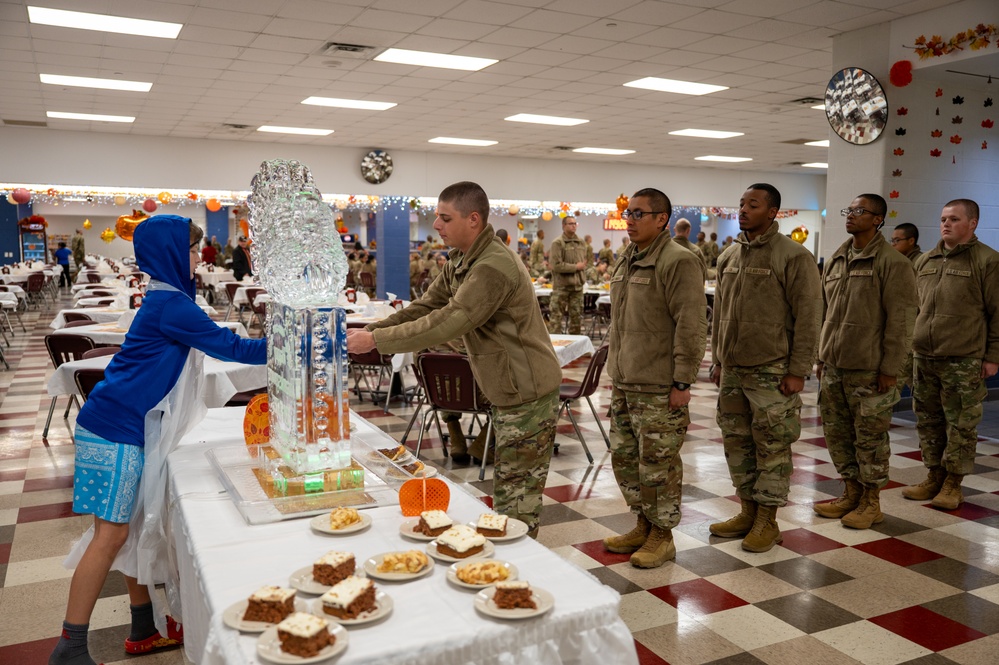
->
[115, 209, 149, 242]
[616, 193, 629, 212]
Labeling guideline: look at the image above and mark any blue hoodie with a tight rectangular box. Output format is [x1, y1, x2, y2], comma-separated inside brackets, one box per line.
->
[77, 215, 266, 447]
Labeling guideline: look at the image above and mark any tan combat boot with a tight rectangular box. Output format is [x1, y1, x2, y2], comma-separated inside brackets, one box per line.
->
[931, 473, 964, 510]
[841, 487, 884, 529]
[603, 513, 651, 553]
[709, 498, 757, 538]
[742, 504, 782, 552]
[814, 478, 863, 518]
[901, 466, 946, 501]
[630, 525, 676, 568]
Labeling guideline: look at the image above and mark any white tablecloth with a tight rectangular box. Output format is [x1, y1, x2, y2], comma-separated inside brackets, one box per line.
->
[50, 304, 217, 329]
[167, 408, 636, 665]
[0, 284, 26, 301]
[197, 269, 237, 287]
[51, 320, 248, 345]
[47, 356, 265, 405]
[550, 334, 596, 366]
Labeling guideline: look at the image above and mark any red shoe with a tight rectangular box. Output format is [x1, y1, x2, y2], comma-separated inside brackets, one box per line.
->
[124, 616, 184, 654]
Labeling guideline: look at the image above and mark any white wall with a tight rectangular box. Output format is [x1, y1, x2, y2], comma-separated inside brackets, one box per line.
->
[1, 127, 826, 211]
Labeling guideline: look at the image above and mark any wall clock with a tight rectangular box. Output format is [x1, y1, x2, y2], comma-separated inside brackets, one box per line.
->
[360, 149, 393, 184]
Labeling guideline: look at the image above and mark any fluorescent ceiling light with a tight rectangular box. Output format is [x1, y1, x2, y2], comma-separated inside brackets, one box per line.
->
[694, 155, 752, 163]
[27, 6, 182, 39]
[429, 137, 497, 146]
[624, 77, 727, 95]
[302, 96, 396, 111]
[572, 147, 635, 155]
[505, 113, 589, 126]
[257, 125, 333, 136]
[46, 111, 134, 122]
[802, 162, 828, 168]
[812, 104, 826, 110]
[669, 128, 743, 139]
[374, 48, 496, 71]
[805, 139, 829, 147]
[40, 73, 152, 92]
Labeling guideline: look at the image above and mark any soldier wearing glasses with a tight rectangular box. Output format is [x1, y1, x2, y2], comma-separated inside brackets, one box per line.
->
[602, 188, 707, 568]
[813, 195, 917, 529]
[709, 183, 821, 552]
[891, 223, 923, 264]
[903, 199, 999, 509]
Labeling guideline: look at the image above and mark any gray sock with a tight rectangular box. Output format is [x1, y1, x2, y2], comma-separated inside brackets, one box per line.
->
[49, 621, 96, 665]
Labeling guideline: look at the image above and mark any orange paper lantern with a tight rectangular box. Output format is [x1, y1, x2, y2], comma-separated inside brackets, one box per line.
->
[206, 198, 222, 212]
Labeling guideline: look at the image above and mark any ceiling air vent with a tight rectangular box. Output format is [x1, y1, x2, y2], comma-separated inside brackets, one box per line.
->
[318, 42, 377, 59]
[789, 96, 823, 106]
[553, 146, 574, 151]
[3, 119, 47, 127]
[221, 123, 252, 132]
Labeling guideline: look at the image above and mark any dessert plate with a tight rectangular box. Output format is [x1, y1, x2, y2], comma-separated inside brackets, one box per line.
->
[446, 560, 518, 589]
[474, 586, 555, 620]
[426, 539, 495, 563]
[222, 598, 309, 633]
[467, 517, 529, 542]
[309, 512, 372, 536]
[399, 517, 445, 541]
[256, 623, 348, 663]
[310, 591, 393, 626]
[363, 552, 435, 582]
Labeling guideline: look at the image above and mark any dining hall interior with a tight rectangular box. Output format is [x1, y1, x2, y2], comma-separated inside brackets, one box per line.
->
[2, 1, 999, 664]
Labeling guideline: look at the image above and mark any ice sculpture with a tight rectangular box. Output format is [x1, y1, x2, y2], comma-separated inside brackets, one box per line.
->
[247, 159, 353, 478]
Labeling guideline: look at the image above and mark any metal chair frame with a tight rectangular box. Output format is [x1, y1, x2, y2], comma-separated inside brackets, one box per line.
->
[554, 344, 610, 463]
[43, 333, 96, 438]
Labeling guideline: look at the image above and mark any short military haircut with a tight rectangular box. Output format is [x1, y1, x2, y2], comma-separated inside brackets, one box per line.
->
[563, 216, 576, 225]
[675, 218, 691, 233]
[495, 228, 509, 242]
[631, 187, 672, 220]
[439, 181, 490, 224]
[190, 221, 205, 246]
[747, 183, 781, 211]
[945, 198, 980, 221]
[895, 222, 919, 242]
[858, 193, 887, 218]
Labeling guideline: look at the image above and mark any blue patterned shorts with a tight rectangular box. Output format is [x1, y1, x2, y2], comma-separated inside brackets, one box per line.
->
[73, 425, 144, 524]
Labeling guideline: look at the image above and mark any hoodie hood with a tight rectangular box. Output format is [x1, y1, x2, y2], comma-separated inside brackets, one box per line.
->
[133, 215, 195, 298]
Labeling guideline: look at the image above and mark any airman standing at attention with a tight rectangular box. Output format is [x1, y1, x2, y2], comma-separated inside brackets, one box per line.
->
[529, 229, 546, 274]
[584, 234, 594, 266]
[547, 216, 588, 334]
[709, 183, 822, 552]
[672, 219, 708, 278]
[903, 199, 999, 509]
[891, 223, 922, 264]
[814, 194, 917, 528]
[598, 238, 615, 265]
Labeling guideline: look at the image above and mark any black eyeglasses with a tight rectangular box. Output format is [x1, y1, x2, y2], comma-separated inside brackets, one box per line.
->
[840, 207, 878, 217]
[622, 209, 667, 220]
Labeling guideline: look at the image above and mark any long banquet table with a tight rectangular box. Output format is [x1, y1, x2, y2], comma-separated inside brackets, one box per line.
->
[168, 408, 637, 665]
[50, 320, 249, 345]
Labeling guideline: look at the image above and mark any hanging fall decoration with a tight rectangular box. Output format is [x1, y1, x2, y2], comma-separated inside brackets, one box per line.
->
[889, 60, 913, 87]
[83, 218, 92, 230]
[115, 210, 149, 242]
[100, 227, 116, 244]
[616, 193, 629, 212]
[790, 226, 808, 243]
[913, 24, 998, 59]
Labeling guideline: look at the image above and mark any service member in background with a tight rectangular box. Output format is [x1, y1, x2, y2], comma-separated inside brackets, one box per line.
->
[891, 223, 923, 264]
[346, 182, 561, 536]
[710, 183, 822, 552]
[814, 195, 917, 528]
[903, 199, 999, 509]
[547, 216, 588, 335]
[672, 219, 708, 278]
[529, 229, 546, 274]
[602, 188, 707, 568]
[598, 238, 615, 265]
[584, 234, 594, 266]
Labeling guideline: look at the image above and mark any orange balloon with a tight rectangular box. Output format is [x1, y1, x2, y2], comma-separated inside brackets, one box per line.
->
[206, 198, 222, 212]
[157, 191, 173, 204]
[115, 210, 149, 242]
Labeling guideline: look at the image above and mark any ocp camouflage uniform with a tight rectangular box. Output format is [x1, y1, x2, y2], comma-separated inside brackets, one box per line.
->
[899, 246, 922, 389]
[492, 389, 559, 532]
[547, 233, 587, 334]
[608, 230, 707, 528]
[717, 363, 799, 504]
[912, 235, 999, 475]
[713, 220, 822, 506]
[818, 233, 917, 489]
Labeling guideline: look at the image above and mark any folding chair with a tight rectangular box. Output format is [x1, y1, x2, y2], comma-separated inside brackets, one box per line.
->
[43, 333, 96, 438]
[74, 368, 106, 401]
[554, 344, 610, 464]
[346, 323, 399, 413]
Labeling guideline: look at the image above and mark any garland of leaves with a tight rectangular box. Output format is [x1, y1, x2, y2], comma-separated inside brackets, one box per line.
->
[913, 23, 998, 59]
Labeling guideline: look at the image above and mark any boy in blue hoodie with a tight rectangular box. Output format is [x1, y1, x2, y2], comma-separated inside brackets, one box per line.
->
[50, 216, 267, 665]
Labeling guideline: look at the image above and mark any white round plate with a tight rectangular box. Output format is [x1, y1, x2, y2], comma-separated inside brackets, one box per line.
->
[466, 517, 530, 542]
[399, 518, 447, 541]
[222, 598, 310, 633]
[426, 539, 495, 563]
[310, 591, 393, 626]
[474, 586, 555, 620]
[362, 552, 435, 582]
[310, 512, 372, 536]
[386, 464, 438, 480]
[446, 560, 519, 589]
[289, 566, 342, 595]
[256, 623, 348, 663]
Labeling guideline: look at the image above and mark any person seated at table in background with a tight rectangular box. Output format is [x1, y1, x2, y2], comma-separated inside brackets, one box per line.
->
[409, 252, 423, 291]
[429, 252, 446, 281]
[585, 260, 611, 285]
[49, 216, 267, 665]
[54, 241, 72, 288]
[347, 181, 562, 538]
[221, 236, 234, 268]
[232, 235, 253, 281]
[201, 238, 217, 266]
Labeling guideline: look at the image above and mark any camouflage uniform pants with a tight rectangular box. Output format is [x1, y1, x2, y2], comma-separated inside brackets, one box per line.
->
[73, 250, 84, 270]
[913, 356, 985, 475]
[819, 366, 898, 488]
[716, 363, 800, 506]
[492, 390, 559, 532]
[609, 387, 688, 529]
[547, 288, 583, 335]
[899, 351, 915, 390]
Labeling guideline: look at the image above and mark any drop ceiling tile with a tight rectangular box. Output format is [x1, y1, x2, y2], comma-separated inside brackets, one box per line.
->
[479, 26, 558, 47]
[371, 0, 465, 16]
[671, 9, 760, 32]
[718, 0, 820, 17]
[775, 27, 834, 50]
[392, 34, 471, 53]
[444, 0, 536, 25]
[537, 34, 618, 55]
[180, 25, 259, 47]
[610, 1, 706, 26]
[262, 18, 342, 40]
[417, 18, 500, 40]
[453, 43, 525, 59]
[200, 0, 282, 15]
[250, 34, 325, 54]
[829, 11, 898, 33]
[506, 48, 578, 66]
[237, 48, 309, 65]
[557, 55, 633, 73]
[642, 50, 716, 67]
[780, 1, 871, 27]
[27, 24, 106, 45]
[698, 55, 762, 73]
[187, 7, 271, 31]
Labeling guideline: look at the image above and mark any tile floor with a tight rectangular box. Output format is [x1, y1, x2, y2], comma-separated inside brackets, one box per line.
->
[2, 290, 999, 665]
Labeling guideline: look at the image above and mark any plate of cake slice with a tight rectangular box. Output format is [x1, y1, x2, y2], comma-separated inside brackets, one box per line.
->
[289, 550, 358, 595]
[310, 508, 372, 535]
[223, 586, 310, 633]
[467, 514, 530, 542]
[474, 582, 554, 620]
[311, 577, 393, 626]
[426, 525, 495, 563]
[399, 509, 454, 541]
[257, 613, 348, 663]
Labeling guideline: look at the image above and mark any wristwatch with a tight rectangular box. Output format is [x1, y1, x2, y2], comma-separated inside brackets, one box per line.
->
[673, 382, 691, 391]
